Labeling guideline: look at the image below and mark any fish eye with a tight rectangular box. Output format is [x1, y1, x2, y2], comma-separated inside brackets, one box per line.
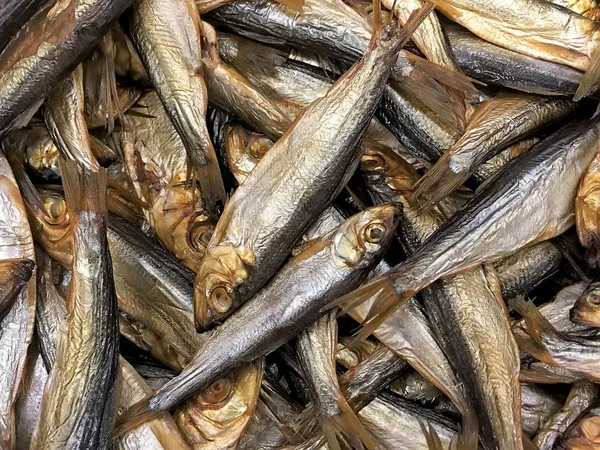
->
[211, 286, 234, 313]
[587, 295, 600, 307]
[43, 195, 67, 222]
[361, 154, 386, 171]
[363, 223, 386, 244]
[189, 222, 213, 252]
[200, 376, 233, 404]
[249, 139, 271, 159]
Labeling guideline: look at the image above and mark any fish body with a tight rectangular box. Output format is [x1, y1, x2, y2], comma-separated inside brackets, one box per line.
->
[31, 163, 119, 450]
[577, 152, 600, 265]
[128, 0, 226, 213]
[0, 0, 48, 51]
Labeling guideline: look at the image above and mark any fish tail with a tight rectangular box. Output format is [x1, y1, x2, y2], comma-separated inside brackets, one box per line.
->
[394, 3, 435, 47]
[60, 159, 107, 217]
[456, 407, 479, 450]
[575, 45, 600, 101]
[412, 152, 469, 209]
[193, 156, 228, 216]
[327, 398, 378, 450]
[420, 422, 446, 450]
[113, 396, 158, 438]
[510, 297, 561, 344]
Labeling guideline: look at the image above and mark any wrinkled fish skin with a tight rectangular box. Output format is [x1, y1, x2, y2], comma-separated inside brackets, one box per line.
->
[116, 205, 399, 430]
[43, 64, 99, 171]
[535, 380, 598, 450]
[120, 91, 216, 273]
[521, 383, 562, 437]
[577, 153, 600, 265]
[414, 93, 574, 207]
[445, 25, 584, 96]
[354, 116, 600, 335]
[0, 152, 36, 450]
[31, 164, 119, 450]
[494, 241, 563, 299]
[128, 0, 226, 213]
[193, 18, 412, 330]
[175, 360, 263, 450]
[555, 402, 600, 450]
[0, 258, 34, 321]
[431, 0, 600, 71]
[0, 0, 132, 137]
[571, 281, 600, 327]
[15, 343, 46, 450]
[211, 0, 460, 164]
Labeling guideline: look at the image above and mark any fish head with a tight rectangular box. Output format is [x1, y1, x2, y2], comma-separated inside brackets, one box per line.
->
[570, 282, 600, 327]
[32, 189, 72, 266]
[224, 124, 273, 184]
[194, 245, 254, 330]
[360, 144, 418, 198]
[332, 204, 400, 268]
[174, 359, 263, 449]
[559, 414, 600, 450]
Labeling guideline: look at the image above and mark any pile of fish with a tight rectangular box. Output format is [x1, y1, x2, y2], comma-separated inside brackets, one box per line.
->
[5, 0, 600, 448]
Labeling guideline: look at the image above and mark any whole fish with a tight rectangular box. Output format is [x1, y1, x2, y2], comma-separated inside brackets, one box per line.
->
[571, 281, 600, 327]
[115, 204, 399, 433]
[554, 401, 600, 450]
[193, 12, 426, 330]
[119, 91, 217, 272]
[0, 258, 34, 321]
[513, 298, 600, 382]
[444, 24, 584, 96]
[0, 0, 48, 51]
[360, 127, 522, 449]
[413, 94, 574, 208]
[534, 380, 598, 450]
[128, 0, 226, 213]
[295, 312, 376, 450]
[0, 0, 132, 137]
[43, 64, 99, 170]
[343, 116, 600, 337]
[577, 152, 600, 266]
[174, 360, 264, 449]
[430, 0, 600, 71]
[0, 152, 36, 449]
[31, 163, 119, 450]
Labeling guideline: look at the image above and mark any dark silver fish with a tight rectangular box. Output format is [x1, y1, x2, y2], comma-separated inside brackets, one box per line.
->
[0, 0, 132, 136]
[0, 0, 48, 51]
[521, 383, 562, 437]
[115, 204, 399, 433]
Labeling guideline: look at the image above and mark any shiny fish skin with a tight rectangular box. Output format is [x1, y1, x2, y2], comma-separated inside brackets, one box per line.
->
[0, 258, 34, 322]
[193, 18, 417, 330]
[43, 64, 99, 171]
[444, 25, 584, 96]
[414, 93, 574, 207]
[577, 152, 600, 264]
[5, 124, 61, 181]
[0, 152, 36, 450]
[116, 205, 399, 431]
[15, 343, 46, 450]
[31, 164, 119, 450]
[535, 380, 598, 450]
[350, 116, 600, 336]
[0, 0, 47, 51]
[0, 0, 132, 137]
[128, 0, 226, 214]
[521, 383, 562, 437]
[430, 0, 600, 71]
[210, 0, 462, 164]
[494, 242, 563, 300]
